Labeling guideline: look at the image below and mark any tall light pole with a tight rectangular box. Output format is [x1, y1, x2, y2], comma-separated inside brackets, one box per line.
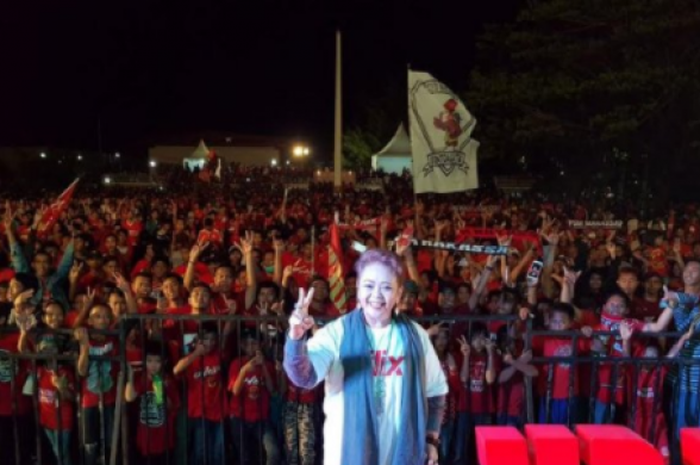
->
[333, 30, 343, 189]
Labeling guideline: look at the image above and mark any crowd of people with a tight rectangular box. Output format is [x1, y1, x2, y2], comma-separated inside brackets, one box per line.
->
[0, 168, 699, 465]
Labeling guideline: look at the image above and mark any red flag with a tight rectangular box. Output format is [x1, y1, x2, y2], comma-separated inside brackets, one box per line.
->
[36, 178, 79, 238]
[328, 223, 348, 314]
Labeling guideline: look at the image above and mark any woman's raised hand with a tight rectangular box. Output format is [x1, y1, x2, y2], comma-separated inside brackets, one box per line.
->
[288, 287, 315, 340]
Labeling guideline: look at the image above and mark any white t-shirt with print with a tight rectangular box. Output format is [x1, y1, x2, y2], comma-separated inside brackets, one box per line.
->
[305, 316, 448, 465]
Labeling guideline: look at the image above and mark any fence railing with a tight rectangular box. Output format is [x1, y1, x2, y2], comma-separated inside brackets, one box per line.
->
[0, 313, 696, 465]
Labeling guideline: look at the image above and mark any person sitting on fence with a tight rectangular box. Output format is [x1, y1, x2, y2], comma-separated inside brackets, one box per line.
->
[172, 321, 225, 465]
[125, 340, 180, 465]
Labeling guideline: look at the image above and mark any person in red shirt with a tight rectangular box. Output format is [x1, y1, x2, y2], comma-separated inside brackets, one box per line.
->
[0, 307, 32, 465]
[125, 341, 180, 465]
[17, 302, 77, 465]
[75, 304, 120, 465]
[432, 327, 460, 462]
[532, 303, 589, 425]
[496, 325, 538, 429]
[229, 330, 281, 464]
[172, 322, 225, 465]
[122, 209, 144, 248]
[633, 273, 663, 322]
[196, 218, 223, 250]
[37, 361, 76, 465]
[454, 323, 498, 465]
[582, 291, 646, 425]
[620, 323, 670, 463]
[132, 272, 156, 314]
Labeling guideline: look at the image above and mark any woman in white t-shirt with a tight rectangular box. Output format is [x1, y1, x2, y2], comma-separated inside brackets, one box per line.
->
[284, 249, 448, 465]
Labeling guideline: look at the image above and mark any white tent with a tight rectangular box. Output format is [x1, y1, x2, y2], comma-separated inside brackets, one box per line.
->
[183, 139, 211, 170]
[371, 124, 412, 174]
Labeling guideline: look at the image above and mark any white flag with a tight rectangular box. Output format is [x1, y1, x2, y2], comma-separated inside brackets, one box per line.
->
[408, 70, 479, 193]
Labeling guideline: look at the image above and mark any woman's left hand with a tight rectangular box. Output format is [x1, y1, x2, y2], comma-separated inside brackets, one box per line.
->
[425, 443, 439, 465]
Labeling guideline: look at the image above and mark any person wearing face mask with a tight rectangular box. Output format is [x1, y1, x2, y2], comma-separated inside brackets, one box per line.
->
[580, 291, 646, 425]
[284, 248, 448, 465]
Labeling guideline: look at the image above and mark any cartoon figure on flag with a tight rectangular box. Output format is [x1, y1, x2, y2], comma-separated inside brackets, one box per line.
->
[433, 98, 462, 148]
[409, 70, 480, 193]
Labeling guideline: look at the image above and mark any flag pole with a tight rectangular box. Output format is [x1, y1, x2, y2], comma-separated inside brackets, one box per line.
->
[407, 63, 418, 205]
[333, 29, 343, 190]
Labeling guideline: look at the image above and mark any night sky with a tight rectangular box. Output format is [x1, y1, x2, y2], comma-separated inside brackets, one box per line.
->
[0, 0, 523, 161]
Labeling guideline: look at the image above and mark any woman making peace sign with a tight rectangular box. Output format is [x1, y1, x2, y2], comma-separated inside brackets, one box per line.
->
[284, 249, 448, 465]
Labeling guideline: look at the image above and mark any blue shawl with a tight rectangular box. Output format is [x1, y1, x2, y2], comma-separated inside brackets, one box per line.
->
[340, 309, 427, 465]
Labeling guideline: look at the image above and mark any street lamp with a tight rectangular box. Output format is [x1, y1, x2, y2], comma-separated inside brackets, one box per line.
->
[40, 152, 47, 159]
[115, 152, 121, 159]
[149, 160, 157, 168]
[271, 159, 278, 166]
[293, 145, 310, 157]
[77, 154, 83, 161]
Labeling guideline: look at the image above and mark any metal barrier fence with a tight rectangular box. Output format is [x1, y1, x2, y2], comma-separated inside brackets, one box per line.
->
[0, 314, 697, 465]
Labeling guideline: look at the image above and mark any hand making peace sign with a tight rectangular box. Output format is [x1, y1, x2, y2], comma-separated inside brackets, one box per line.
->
[288, 287, 315, 340]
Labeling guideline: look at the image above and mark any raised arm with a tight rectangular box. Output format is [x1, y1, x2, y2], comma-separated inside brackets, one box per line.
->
[184, 242, 209, 292]
[173, 343, 206, 376]
[273, 239, 284, 286]
[240, 231, 257, 310]
[468, 255, 497, 310]
[74, 328, 90, 377]
[284, 288, 331, 389]
[54, 239, 75, 281]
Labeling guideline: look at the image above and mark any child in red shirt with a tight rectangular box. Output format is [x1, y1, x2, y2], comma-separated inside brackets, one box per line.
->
[532, 303, 589, 425]
[582, 292, 645, 425]
[126, 341, 180, 465]
[454, 323, 498, 465]
[18, 301, 76, 465]
[496, 325, 538, 428]
[229, 330, 281, 464]
[173, 322, 224, 465]
[75, 304, 120, 465]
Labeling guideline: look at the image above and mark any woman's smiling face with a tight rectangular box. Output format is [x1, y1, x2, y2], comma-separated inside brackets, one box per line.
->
[358, 262, 399, 321]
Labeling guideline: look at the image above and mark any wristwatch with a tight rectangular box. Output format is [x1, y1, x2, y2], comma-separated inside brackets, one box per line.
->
[426, 436, 441, 448]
